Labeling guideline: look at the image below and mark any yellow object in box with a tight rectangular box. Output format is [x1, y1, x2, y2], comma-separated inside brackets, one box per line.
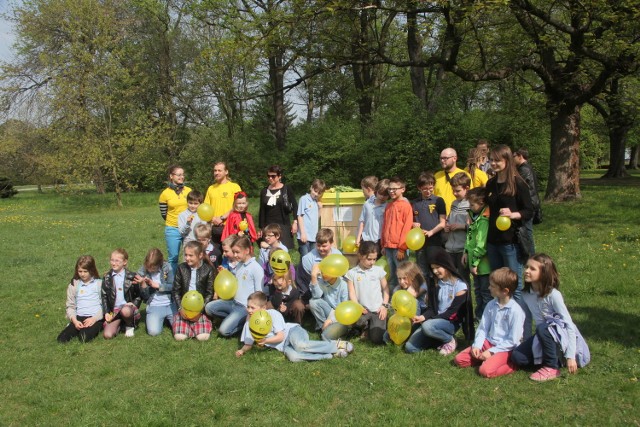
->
[320, 190, 366, 253]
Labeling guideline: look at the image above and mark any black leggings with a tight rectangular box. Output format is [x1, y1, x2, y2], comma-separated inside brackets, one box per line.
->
[57, 315, 103, 343]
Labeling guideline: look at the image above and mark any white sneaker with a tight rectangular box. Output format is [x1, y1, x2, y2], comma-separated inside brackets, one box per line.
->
[438, 338, 456, 356]
[125, 327, 135, 338]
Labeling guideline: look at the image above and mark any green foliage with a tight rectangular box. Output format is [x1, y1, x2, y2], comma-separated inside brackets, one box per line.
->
[0, 177, 18, 198]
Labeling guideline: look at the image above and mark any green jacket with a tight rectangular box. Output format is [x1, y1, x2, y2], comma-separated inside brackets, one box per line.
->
[464, 206, 491, 275]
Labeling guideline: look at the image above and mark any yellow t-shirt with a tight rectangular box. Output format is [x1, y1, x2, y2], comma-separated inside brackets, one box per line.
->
[465, 167, 488, 188]
[159, 186, 192, 227]
[434, 167, 472, 215]
[204, 181, 242, 217]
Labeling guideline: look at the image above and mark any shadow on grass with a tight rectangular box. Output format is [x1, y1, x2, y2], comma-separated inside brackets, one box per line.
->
[572, 306, 639, 348]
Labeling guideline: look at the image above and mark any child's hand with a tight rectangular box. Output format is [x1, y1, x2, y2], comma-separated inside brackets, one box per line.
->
[256, 338, 267, 347]
[300, 233, 307, 243]
[411, 315, 425, 324]
[412, 222, 421, 228]
[260, 241, 269, 249]
[479, 350, 492, 361]
[396, 250, 406, 261]
[133, 274, 144, 284]
[83, 317, 97, 327]
[470, 266, 478, 276]
[311, 264, 321, 279]
[499, 208, 513, 218]
[567, 358, 578, 373]
[444, 223, 451, 233]
[187, 215, 194, 225]
[235, 349, 245, 358]
[279, 303, 287, 313]
[105, 312, 114, 323]
[378, 306, 388, 321]
[72, 318, 84, 329]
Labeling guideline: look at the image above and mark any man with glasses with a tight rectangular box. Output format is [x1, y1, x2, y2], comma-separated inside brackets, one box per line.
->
[434, 148, 471, 215]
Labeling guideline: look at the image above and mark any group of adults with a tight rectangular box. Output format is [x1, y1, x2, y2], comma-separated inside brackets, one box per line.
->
[159, 140, 542, 297]
[434, 140, 542, 298]
[158, 162, 299, 272]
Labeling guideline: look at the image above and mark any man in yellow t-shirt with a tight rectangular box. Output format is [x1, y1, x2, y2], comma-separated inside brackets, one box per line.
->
[434, 148, 472, 215]
[204, 162, 242, 244]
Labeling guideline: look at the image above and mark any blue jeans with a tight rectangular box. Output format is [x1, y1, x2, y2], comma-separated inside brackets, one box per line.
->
[284, 325, 337, 362]
[384, 248, 401, 289]
[297, 240, 314, 258]
[205, 299, 247, 337]
[322, 322, 349, 341]
[165, 226, 183, 274]
[473, 274, 491, 321]
[405, 318, 457, 353]
[146, 303, 177, 336]
[511, 323, 559, 368]
[309, 299, 334, 330]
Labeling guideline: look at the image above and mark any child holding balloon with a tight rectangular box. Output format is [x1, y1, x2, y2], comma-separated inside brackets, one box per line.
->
[267, 270, 305, 324]
[57, 256, 104, 343]
[454, 268, 525, 378]
[325, 242, 389, 344]
[222, 191, 258, 242]
[394, 261, 428, 315]
[405, 248, 473, 355]
[236, 291, 354, 361]
[205, 236, 264, 337]
[178, 190, 205, 244]
[308, 260, 349, 332]
[171, 241, 216, 341]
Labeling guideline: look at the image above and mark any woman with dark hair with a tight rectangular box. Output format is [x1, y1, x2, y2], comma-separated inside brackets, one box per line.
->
[158, 165, 192, 273]
[258, 165, 298, 250]
[485, 145, 534, 302]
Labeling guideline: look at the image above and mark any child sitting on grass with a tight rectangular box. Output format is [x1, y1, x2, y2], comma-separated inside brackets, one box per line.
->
[135, 248, 176, 337]
[235, 291, 354, 361]
[102, 248, 141, 339]
[57, 256, 104, 344]
[454, 267, 524, 378]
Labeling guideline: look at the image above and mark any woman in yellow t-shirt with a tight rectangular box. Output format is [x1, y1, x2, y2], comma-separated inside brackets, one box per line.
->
[158, 165, 192, 273]
[465, 147, 489, 188]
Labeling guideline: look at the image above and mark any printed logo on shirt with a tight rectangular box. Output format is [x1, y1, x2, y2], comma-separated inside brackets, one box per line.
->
[223, 192, 229, 198]
[242, 274, 247, 280]
[429, 204, 436, 213]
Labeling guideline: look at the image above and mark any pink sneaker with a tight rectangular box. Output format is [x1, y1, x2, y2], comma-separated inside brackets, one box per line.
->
[438, 338, 457, 356]
[530, 367, 561, 382]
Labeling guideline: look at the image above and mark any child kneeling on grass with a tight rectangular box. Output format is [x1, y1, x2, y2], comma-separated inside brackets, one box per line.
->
[454, 267, 524, 378]
[235, 291, 354, 361]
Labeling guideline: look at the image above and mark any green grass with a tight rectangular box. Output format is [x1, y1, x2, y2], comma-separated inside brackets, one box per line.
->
[1, 176, 639, 426]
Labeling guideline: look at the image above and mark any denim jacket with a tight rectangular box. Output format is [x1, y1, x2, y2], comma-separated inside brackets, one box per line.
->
[138, 262, 174, 304]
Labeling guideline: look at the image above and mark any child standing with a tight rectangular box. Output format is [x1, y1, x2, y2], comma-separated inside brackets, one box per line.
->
[178, 190, 205, 244]
[222, 191, 258, 242]
[205, 236, 264, 337]
[194, 223, 222, 268]
[296, 178, 327, 257]
[412, 172, 447, 281]
[235, 291, 354, 361]
[135, 248, 176, 336]
[463, 187, 492, 320]
[325, 242, 389, 344]
[57, 256, 104, 343]
[381, 176, 414, 290]
[356, 178, 389, 256]
[445, 172, 471, 283]
[454, 268, 525, 378]
[102, 248, 142, 339]
[308, 262, 349, 332]
[171, 241, 216, 341]
[267, 271, 305, 325]
[511, 253, 590, 381]
[405, 248, 473, 355]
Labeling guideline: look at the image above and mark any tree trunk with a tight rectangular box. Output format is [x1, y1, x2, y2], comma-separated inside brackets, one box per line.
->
[629, 145, 639, 169]
[545, 104, 582, 201]
[269, 53, 286, 150]
[602, 124, 630, 178]
[407, 9, 427, 108]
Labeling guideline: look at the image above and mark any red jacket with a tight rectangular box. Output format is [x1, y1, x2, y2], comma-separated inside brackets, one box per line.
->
[222, 211, 258, 242]
[380, 198, 413, 250]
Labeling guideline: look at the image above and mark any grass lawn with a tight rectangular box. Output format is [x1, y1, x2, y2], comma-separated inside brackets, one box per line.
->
[1, 173, 639, 426]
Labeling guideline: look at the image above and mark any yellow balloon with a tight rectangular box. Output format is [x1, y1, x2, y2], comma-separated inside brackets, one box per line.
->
[269, 249, 292, 275]
[391, 290, 418, 318]
[319, 254, 350, 277]
[375, 257, 390, 280]
[182, 309, 201, 321]
[238, 220, 248, 231]
[335, 301, 363, 326]
[214, 270, 238, 300]
[197, 203, 214, 222]
[406, 228, 426, 251]
[249, 309, 272, 340]
[496, 216, 511, 231]
[342, 235, 357, 254]
[387, 313, 412, 345]
[181, 290, 204, 313]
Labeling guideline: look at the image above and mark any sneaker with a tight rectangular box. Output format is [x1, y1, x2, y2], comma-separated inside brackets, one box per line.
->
[530, 367, 561, 382]
[333, 349, 349, 358]
[125, 327, 135, 338]
[438, 338, 457, 356]
[337, 339, 354, 354]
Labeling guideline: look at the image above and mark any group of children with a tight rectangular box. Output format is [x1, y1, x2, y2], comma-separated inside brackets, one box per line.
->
[58, 171, 588, 381]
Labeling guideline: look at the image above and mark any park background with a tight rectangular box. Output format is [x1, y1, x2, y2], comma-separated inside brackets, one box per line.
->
[0, 1, 639, 425]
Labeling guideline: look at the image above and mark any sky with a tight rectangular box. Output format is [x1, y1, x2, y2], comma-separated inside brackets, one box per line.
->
[0, 0, 16, 63]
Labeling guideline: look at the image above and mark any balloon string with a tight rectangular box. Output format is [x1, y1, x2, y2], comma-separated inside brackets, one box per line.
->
[335, 190, 342, 249]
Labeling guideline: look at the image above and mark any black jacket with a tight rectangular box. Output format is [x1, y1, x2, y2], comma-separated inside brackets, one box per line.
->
[101, 269, 142, 313]
[172, 262, 216, 310]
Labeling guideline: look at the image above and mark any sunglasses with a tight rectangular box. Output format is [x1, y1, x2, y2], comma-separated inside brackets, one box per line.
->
[267, 174, 278, 178]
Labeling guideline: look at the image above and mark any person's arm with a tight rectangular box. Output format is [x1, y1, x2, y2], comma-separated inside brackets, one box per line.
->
[236, 343, 253, 357]
[177, 211, 191, 237]
[260, 330, 285, 347]
[309, 264, 323, 299]
[435, 290, 468, 321]
[378, 275, 389, 320]
[470, 216, 489, 269]
[171, 267, 184, 309]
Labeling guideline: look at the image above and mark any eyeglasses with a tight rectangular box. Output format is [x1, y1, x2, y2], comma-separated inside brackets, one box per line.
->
[388, 187, 404, 192]
[267, 174, 278, 178]
[440, 156, 454, 161]
[172, 173, 185, 177]
[265, 233, 276, 238]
